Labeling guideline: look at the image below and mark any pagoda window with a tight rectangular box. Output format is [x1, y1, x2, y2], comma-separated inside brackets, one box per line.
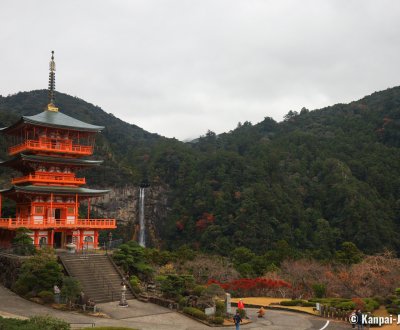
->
[84, 236, 93, 243]
[38, 166, 46, 172]
[35, 206, 44, 214]
[67, 207, 75, 215]
[55, 197, 63, 202]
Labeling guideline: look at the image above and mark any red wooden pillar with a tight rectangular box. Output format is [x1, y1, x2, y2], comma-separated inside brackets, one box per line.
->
[79, 229, 84, 250]
[75, 194, 78, 222]
[33, 230, 39, 247]
[87, 197, 90, 220]
[50, 193, 53, 224]
[48, 229, 54, 248]
[94, 230, 98, 249]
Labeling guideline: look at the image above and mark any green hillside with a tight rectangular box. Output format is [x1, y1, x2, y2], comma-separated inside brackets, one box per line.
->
[0, 87, 399, 261]
[0, 90, 170, 186]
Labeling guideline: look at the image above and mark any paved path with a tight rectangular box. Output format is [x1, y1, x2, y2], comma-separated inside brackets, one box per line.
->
[0, 285, 349, 329]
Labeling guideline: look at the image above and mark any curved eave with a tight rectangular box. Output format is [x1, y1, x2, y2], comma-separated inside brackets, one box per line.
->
[0, 154, 103, 169]
[0, 185, 109, 197]
[2, 111, 103, 134]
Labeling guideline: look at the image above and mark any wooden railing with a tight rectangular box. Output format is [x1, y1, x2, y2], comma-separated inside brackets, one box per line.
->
[0, 218, 116, 229]
[8, 140, 93, 156]
[12, 173, 86, 185]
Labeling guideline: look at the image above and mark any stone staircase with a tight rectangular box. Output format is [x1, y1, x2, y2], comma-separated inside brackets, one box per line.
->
[58, 253, 135, 303]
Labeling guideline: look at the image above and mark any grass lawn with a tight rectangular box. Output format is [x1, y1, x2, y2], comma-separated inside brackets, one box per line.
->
[231, 297, 289, 306]
[231, 297, 318, 315]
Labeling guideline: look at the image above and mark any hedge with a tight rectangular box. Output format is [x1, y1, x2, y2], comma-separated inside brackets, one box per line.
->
[183, 307, 207, 320]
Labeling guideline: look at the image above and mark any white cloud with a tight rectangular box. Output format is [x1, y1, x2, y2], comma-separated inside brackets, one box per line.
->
[1, 0, 399, 140]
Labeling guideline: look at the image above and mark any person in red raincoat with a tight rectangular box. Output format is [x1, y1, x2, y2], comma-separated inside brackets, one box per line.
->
[238, 299, 245, 310]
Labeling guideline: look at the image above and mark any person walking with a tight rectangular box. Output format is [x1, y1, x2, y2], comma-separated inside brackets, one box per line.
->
[233, 311, 242, 330]
[356, 309, 363, 329]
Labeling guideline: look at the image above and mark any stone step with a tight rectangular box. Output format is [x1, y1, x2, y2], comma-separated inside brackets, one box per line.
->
[59, 253, 133, 303]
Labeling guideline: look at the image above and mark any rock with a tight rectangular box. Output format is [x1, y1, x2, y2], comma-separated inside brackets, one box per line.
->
[86, 184, 169, 247]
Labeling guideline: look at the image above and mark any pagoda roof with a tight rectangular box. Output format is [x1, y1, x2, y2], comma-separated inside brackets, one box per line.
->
[0, 185, 109, 197]
[0, 153, 103, 169]
[2, 110, 103, 133]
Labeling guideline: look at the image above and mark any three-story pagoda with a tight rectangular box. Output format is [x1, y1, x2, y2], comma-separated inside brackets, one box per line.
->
[0, 52, 116, 249]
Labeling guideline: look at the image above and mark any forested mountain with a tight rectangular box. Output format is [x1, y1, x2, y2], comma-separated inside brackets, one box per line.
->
[0, 90, 168, 186]
[0, 88, 399, 261]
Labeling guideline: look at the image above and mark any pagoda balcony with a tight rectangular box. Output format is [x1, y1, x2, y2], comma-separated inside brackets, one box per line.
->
[0, 218, 116, 229]
[12, 173, 86, 185]
[8, 140, 93, 156]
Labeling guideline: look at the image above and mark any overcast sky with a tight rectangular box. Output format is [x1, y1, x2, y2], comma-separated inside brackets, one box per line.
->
[1, 1, 399, 140]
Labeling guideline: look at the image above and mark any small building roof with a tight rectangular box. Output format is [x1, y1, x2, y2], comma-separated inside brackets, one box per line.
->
[2, 110, 104, 133]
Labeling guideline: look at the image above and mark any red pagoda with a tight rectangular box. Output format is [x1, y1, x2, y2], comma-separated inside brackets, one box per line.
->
[0, 51, 116, 249]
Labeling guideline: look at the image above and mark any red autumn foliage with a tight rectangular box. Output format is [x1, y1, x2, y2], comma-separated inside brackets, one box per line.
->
[176, 221, 184, 231]
[207, 277, 291, 297]
[352, 298, 365, 310]
[195, 212, 215, 231]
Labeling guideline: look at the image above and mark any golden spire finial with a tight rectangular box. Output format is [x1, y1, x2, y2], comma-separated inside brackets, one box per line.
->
[47, 50, 58, 112]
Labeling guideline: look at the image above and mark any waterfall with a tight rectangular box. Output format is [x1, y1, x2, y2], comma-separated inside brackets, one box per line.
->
[138, 187, 146, 247]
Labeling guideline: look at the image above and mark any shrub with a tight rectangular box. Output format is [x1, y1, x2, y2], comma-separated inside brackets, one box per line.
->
[12, 227, 36, 256]
[336, 301, 356, 310]
[178, 296, 188, 309]
[183, 307, 207, 320]
[129, 275, 140, 287]
[193, 285, 206, 297]
[215, 300, 225, 317]
[61, 277, 81, 307]
[302, 301, 316, 307]
[308, 297, 351, 307]
[373, 296, 384, 305]
[0, 316, 30, 330]
[384, 295, 397, 305]
[387, 307, 400, 315]
[29, 315, 70, 330]
[129, 275, 141, 294]
[12, 281, 30, 296]
[38, 290, 54, 303]
[212, 316, 224, 324]
[280, 299, 304, 306]
[155, 274, 195, 299]
[312, 283, 326, 298]
[13, 249, 63, 297]
[363, 298, 380, 312]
